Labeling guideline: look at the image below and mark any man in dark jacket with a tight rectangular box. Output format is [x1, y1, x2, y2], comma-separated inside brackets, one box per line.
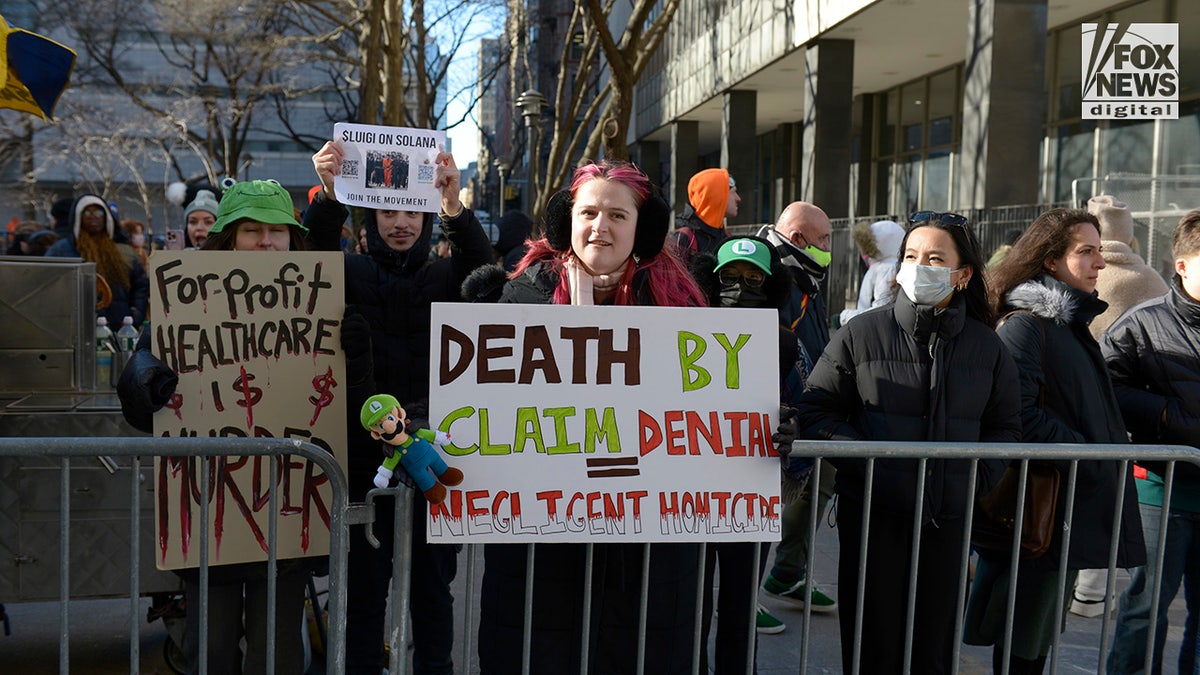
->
[306, 141, 494, 675]
[670, 168, 740, 261]
[1104, 209, 1200, 674]
[757, 201, 839, 615]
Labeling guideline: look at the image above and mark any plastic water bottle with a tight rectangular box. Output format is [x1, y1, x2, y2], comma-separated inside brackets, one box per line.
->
[96, 317, 114, 390]
[117, 316, 139, 352]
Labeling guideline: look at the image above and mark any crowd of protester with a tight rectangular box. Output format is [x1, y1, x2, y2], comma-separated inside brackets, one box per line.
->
[11, 143, 1200, 675]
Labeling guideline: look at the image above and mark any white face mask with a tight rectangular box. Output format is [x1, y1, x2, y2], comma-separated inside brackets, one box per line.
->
[895, 261, 959, 306]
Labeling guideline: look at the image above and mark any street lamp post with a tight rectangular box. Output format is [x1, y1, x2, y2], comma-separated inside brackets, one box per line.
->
[514, 89, 546, 215]
[493, 159, 510, 217]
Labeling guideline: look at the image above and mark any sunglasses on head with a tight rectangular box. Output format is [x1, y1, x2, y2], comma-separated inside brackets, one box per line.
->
[909, 211, 968, 227]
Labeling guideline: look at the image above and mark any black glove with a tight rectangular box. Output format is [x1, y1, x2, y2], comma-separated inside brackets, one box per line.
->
[117, 349, 179, 434]
[340, 305, 373, 387]
[773, 405, 800, 457]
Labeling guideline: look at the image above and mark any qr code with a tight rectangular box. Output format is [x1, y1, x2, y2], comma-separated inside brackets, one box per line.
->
[418, 164, 435, 182]
[341, 159, 359, 178]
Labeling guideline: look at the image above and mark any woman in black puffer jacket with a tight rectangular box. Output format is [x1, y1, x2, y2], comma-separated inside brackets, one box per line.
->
[795, 212, 1021, 674]
[965, 208, 1146, 674]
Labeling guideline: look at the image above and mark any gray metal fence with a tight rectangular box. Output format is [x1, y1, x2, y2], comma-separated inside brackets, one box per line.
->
[0, 436, 351, 675]
[786, 440, 1200, 675]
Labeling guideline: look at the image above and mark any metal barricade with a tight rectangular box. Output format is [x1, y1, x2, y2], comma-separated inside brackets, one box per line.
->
[787, 440, 1200, 675]
[0, 436, 351, 675]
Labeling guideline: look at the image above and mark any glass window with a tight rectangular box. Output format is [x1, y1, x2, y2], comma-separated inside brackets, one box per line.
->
[896, 155, 920, 214]
[926, 69, 958, 147]
[875, 161, 891, 215]
[1055, 26, 1083, 120]
[879, 91, 896, 157]
[1101, 119, 1154, 175]
[1177, 0, 1200, 100]
[1054, 120, 1097, 203]
[1161, 99, 1200, 175]
[901, 82, 924, 152]
[922, 150, 952, 212]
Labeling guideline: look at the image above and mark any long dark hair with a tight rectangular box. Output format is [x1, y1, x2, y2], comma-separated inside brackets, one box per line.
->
[896, 219, 994, 325]
[988, 208, 1100, 315]
[200, 220, 309, 252]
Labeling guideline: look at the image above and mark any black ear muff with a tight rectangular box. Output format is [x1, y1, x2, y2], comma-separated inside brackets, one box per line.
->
[633, 192, 670, 260]
[543, 190, 573, 251]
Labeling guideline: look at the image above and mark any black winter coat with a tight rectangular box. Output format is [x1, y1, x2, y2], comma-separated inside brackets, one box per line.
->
[302, 194, 493, 494]
[997, 274, 1146, 569]
[1102, 275, 1200, 481]
[797, 291, 1021, 522]
[670, 206, 727, 261]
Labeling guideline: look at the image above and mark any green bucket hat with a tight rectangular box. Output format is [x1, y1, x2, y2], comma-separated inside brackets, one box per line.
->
[361, 394, 402, 430]
[210, 180, 304, 234]
[715, 237, 772, 275]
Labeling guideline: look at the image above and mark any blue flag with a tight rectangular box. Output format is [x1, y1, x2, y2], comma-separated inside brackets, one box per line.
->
[0, 14, 76, 120]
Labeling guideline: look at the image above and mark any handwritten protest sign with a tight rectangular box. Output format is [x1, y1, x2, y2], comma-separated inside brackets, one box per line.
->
[428, 303, 781, 544]
[150, 252, 347, 570]
[332, 122, 445, 212]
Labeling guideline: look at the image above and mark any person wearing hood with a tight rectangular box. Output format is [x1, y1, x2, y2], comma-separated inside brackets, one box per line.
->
[757, 201, 840, 618]
[967, 208, 1146, 674]
[49, 196, 74, 239]
[1085, 195, 1168, 340]
[798, 211, 1021, 673]
[671, 168, 740, 261]
[839, 218, 906, 325]
[307, 139, 493, 675]
[46, 194, 149, 327]
[494, 210, 533, 272]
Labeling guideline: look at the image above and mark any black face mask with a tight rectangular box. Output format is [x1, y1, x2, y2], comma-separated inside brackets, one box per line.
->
[719, 282, 768, 308]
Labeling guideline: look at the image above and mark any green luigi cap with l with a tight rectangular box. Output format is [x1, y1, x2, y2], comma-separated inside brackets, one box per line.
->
[210, 179, 304, 234]
[715, 237, 772, 275]
[361, 394, 402, 430]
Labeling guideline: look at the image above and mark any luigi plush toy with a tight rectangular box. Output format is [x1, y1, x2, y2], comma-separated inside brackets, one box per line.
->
[360, 394, 463, 504]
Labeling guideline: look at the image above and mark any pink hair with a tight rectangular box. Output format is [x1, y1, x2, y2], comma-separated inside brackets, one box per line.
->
[569, 161, 652, 205]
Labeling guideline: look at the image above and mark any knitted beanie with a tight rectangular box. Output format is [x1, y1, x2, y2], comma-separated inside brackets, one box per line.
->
[1088, 195, 1135, 245]
[184, 189, 220, 221]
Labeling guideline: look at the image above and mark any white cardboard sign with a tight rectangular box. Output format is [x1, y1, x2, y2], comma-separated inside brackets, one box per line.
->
[332, 123, 446, 211]
[428, 303, 782, 544]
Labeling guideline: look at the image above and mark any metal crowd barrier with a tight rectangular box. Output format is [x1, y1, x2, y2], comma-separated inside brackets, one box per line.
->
[9, 436, 1199, 674]
[0, 436, 352, 675]
[788, 440, 1200, 675]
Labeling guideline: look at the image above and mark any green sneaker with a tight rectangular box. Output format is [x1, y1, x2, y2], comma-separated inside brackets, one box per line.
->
[762, 574, 837, 613]
[755, 604, 785, 634]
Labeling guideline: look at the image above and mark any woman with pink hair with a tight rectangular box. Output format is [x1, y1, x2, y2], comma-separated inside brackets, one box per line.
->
[477, 160, 706, 674]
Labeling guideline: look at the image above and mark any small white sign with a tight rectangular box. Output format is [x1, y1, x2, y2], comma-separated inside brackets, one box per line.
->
[1082, 23, 1179, 120]
[428, 303, 783, 544]
[332, 123, 446, 211]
